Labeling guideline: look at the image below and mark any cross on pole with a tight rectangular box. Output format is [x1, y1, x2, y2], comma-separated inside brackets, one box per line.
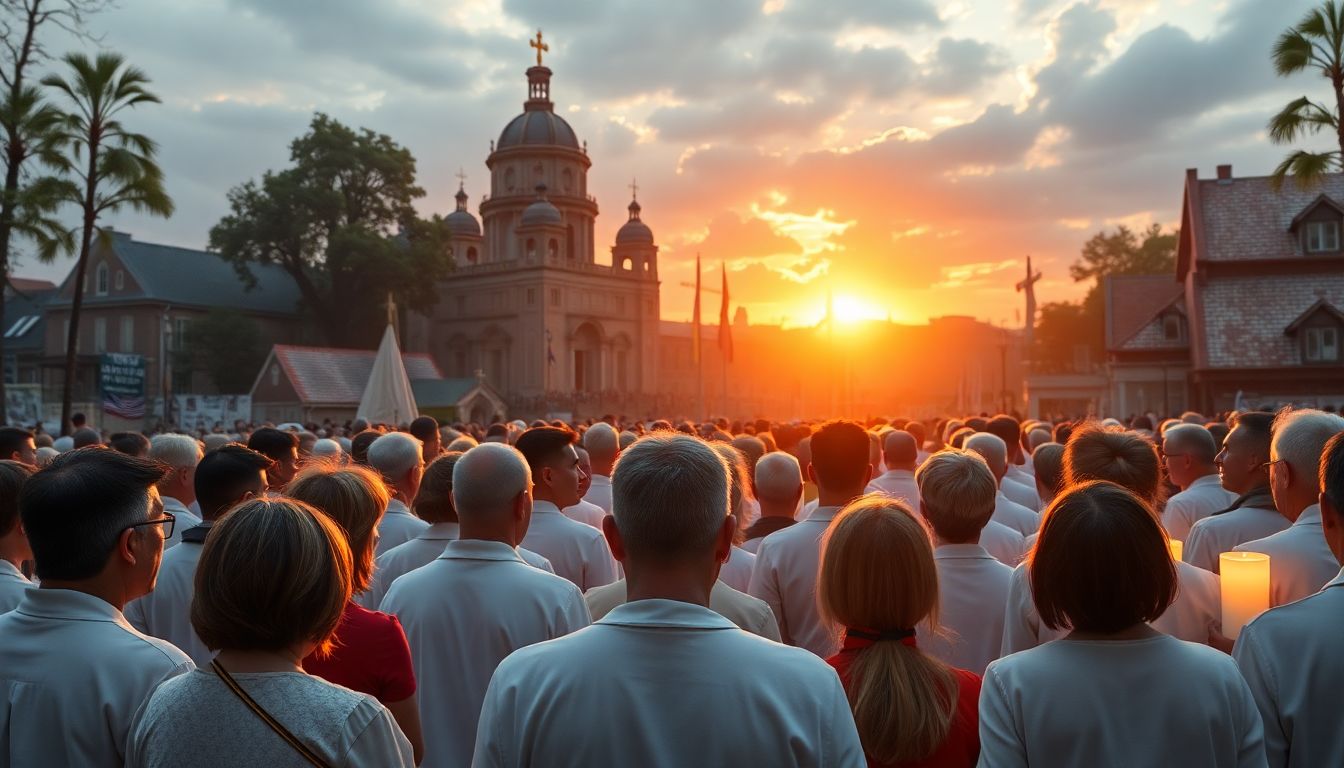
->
[629, 178, 639, 201]
[455, 168, 468, 187]
[530, 30, 548, 66]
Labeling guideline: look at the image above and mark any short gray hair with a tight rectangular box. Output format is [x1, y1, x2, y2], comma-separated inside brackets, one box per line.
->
[202, 434, 233, 452]
[1272, 409, 1344, 483]
[149, 434, 203, 468]
[754, 452, 802, 502]
[452, 443, 531, 521]
[618, 430, 638, 451]
[612, 434, 729, 561]
[584, 422, 619, 461]
[1163, 423, 1218, 464]
[915, 449, 997, 541]
[367, 432, 423, 479]
[1027, 428, 1053, 452]
[311, 439, 344, 458]
[964, 432, 1007, 477]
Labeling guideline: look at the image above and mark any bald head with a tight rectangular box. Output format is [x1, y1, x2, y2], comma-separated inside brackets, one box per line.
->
[452, 443, 532, 524]
[584, 422, 619, 475]
[754, 451, 803, 515]
[882, 430, 917, 471]
[964, 432, 1008, 481]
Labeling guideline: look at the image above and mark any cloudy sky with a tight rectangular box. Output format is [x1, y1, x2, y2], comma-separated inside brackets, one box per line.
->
[14, 0, 1335, 328]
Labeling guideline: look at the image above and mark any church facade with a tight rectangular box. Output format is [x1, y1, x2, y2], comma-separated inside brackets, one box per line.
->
[406, 52, 661, 413]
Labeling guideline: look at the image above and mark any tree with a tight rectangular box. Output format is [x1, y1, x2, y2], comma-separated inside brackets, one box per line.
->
[178, 309, 266, 393]
[43, 52, 172, 434]
[210, 114, 454, 348]
[0, 0, 106, 414]
[1268, 0, 1344, 189]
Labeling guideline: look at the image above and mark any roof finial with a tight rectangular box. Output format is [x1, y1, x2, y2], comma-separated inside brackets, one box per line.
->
[530, 29, 548, 66]
[629, 178, 639, 201]
[455, 167, 468, 189]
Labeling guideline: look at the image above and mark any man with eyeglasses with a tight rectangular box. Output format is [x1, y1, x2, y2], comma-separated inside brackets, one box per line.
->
[0, 447, 193, 768]
[1160, 423, 1236, 542]
[125, 444, 271, 668]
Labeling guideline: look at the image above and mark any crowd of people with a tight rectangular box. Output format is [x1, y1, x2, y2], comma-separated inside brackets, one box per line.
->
[0, 406, 1340, 766]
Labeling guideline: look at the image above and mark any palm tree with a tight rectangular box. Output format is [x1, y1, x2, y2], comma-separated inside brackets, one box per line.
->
[1269, 0, 1344, 189]
[43, 52, 172, 434]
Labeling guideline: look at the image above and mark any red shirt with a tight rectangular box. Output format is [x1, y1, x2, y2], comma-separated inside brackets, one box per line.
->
[303, 601, 417, 704]
[827, 634, 981, 768]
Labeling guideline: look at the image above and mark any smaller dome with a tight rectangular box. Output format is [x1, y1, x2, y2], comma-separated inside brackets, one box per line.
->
[616, 199, 654, 245]
[521, 184, 562, 228]
[446, 209, 481, 238]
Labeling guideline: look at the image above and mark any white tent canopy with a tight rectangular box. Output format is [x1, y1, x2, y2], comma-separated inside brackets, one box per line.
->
[357, 323, 419, 426]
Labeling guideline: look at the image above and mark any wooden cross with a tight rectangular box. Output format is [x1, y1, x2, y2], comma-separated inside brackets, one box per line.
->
[530, 30, 548, 66]
[628, 178, 639, 201]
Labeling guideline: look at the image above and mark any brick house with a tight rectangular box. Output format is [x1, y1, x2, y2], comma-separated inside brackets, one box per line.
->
[1104, 274, 1191, 418]
[1175, 165, 1344, 412]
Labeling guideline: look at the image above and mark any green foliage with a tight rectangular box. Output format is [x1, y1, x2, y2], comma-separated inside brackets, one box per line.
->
[209, 113, 454, 348]
[1269, 0, 1344, 189]
[179, 310, 267, 393]
[1069, 224, 1177, 283]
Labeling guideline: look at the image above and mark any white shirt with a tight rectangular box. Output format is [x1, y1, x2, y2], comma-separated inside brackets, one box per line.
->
[472, 599, 864, 767]
[992, 490, 1039, 537]
[375, 499, 430, 556]
[864, 468, 919, 505]
[1005, 463, 1035, 491]
[748, 505, 839, 657]
[1184, 501, 1289, 574]
[382, 539, 590, 768]
[521, 501, 619, 591]
[0, 589, 194, 768]
[798, 497, 818, 522]
[720, 545, 755, 593]
[1235, 568, 1344, 767]
[582, 474, 612, 514]
[1164, 475, 1237, 541]
[1235, 505, 1338, 607]
[922, 543, 1011, 674]
[981, 634, 1265, 767]
[0, 559, 32, 613]
[1001, 560, 1221, 655]
[360, 522, 554, 610]
[584, 579, 781, 641]
[125, 532, 213, 667]
[1001, 475, 1041, 512]
[563, 498, 607, 529]
[160, 496, 202, 550]
[981, 520, 1026, 566]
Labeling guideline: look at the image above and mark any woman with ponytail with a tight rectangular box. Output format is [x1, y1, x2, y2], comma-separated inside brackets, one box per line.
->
[818, 495, 979, 767]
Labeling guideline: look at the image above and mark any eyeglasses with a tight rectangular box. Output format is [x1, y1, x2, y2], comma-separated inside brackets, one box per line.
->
[1161, 452, 1191, 461]
[1260, 459, 1286, 472]
[126, 512, 176, 540]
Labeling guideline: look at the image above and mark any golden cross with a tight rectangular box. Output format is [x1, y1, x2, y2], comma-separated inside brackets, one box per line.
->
[530, 29, 548, 66]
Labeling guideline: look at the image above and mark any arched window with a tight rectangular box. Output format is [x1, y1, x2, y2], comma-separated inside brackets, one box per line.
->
[549, 239, 559, 261]
[95, 262, 109, 296]
[526, 238, 536, 260]
[467, 247, 478, 263]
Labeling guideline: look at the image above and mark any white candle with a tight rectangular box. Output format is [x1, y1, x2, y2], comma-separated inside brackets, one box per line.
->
[1168, 539, 1183, 561]
[1220, 552, 1270, 640]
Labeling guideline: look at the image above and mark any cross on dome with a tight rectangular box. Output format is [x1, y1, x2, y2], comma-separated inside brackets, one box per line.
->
[629, 178, 639, 201]
[530, 30, 548, 66]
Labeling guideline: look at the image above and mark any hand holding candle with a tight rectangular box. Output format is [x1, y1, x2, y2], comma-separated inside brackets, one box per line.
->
[1220, 552, 1270, 640]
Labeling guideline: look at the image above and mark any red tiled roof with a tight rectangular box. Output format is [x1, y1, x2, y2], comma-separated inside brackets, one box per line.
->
[1105, 275, 1185, 350]
[6, 277, 56, 293]
[271, 344, 442, 405]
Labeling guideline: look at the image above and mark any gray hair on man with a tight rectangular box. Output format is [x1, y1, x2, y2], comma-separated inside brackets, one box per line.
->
[1027, 428, 1053, 452]
[1163, 423, 1218, 465]
[311, 438, 344, 459]
[202, 434, 233, 452]
[612, 433, 730, 561]
[618, 430, 638, 451]
[754, 451, 802, 502]
[149, 433, 203, 468]
[964, 432, 1008, 478]
[915, 448, 997, 543]
[367, 432, 423, 479]
[584, 422, 619, 461]
[452, 443, 532, 520]
[1272, 409, 1344, 478]
[882, 430, 917, 470]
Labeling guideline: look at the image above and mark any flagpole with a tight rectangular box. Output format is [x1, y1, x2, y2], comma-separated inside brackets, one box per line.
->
[694, 253, 704, 421]
[719, 261, 730, 419]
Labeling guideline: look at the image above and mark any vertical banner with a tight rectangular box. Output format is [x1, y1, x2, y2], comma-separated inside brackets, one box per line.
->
[100, 353, 147, 419]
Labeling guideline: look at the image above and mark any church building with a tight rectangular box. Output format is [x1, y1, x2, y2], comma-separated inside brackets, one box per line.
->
[406, 38, 661, 409]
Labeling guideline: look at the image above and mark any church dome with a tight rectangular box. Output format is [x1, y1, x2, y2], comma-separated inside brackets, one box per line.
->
[521, 184, 562, 227]
[616, 199, 654, 245]
[446, 185, 481, 237]
[497, 111, 580, 150]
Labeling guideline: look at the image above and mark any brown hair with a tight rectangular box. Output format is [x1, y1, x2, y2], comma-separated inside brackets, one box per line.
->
[285, 461, 389, 594]
[1063, 425, 1163, 507]
[1031, 481, 1177, 634]
[1031, 443, 1066, 499]
[810, 419, 872, 490]
[413, 451, 465, 524]
[192, 498, 352, 657]
[818, 495, 957, 764]
[914, 449, 996, 543]
[0, 460, 33, 536]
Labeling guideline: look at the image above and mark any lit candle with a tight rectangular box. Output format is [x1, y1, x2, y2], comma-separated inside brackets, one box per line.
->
[1220, 552, 1270, 640]
[1168, 539, 1183, 561]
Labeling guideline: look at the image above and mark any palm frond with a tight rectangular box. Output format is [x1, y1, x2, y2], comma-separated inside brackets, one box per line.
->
[1270, 149, 1343, 190]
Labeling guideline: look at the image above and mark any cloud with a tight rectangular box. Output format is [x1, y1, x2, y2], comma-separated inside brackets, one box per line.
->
[922, 38, 1011, 96]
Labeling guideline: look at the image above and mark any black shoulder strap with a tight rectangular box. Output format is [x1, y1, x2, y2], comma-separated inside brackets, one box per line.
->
[211, 660, 332, 768]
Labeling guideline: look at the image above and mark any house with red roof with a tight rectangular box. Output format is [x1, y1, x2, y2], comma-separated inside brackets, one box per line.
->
[1104, 274, 1190, 417]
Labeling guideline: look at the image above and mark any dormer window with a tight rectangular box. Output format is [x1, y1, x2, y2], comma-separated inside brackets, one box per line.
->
[1162, 313, 1186, 342]
[1305, 220, 1340, 253]
[1285, 299, 1344, 365]
[1305, 327, 1340, 362]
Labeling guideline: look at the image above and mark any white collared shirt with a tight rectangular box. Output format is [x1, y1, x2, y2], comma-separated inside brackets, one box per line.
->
[1235, 568, 1344, 767]
[563, 498, 607, 529]
[472, 599, 864, 767]
[982, 634, 1265, 767]
[1005, 462, 1035, 491]
[0, 588, 193, 767]
[360, 522, 554, 611]
[923, 543, 1011, 674]
[1164, 475, 1237, 541]
[1001, 475, 1042, 513]
[125, 532, 213, 667]
[748, 505, 840, 657]
[375, 499, 430, 557]
[0, 558, 32, 613]
[1235, 505, 1338, 607]
[582, 474, 612, 514]
[865, 468, 920, 505]
[1185, 504, 1289, 574]
[521, 501, 619, 591]
[981, 519, 1027, 566]
[159, 496, 202, 551]
[584, 579, 780, 641]
[993, 490, 1040, 537]
[382, 539, 589, 768]
[719, 546, 755, 593]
